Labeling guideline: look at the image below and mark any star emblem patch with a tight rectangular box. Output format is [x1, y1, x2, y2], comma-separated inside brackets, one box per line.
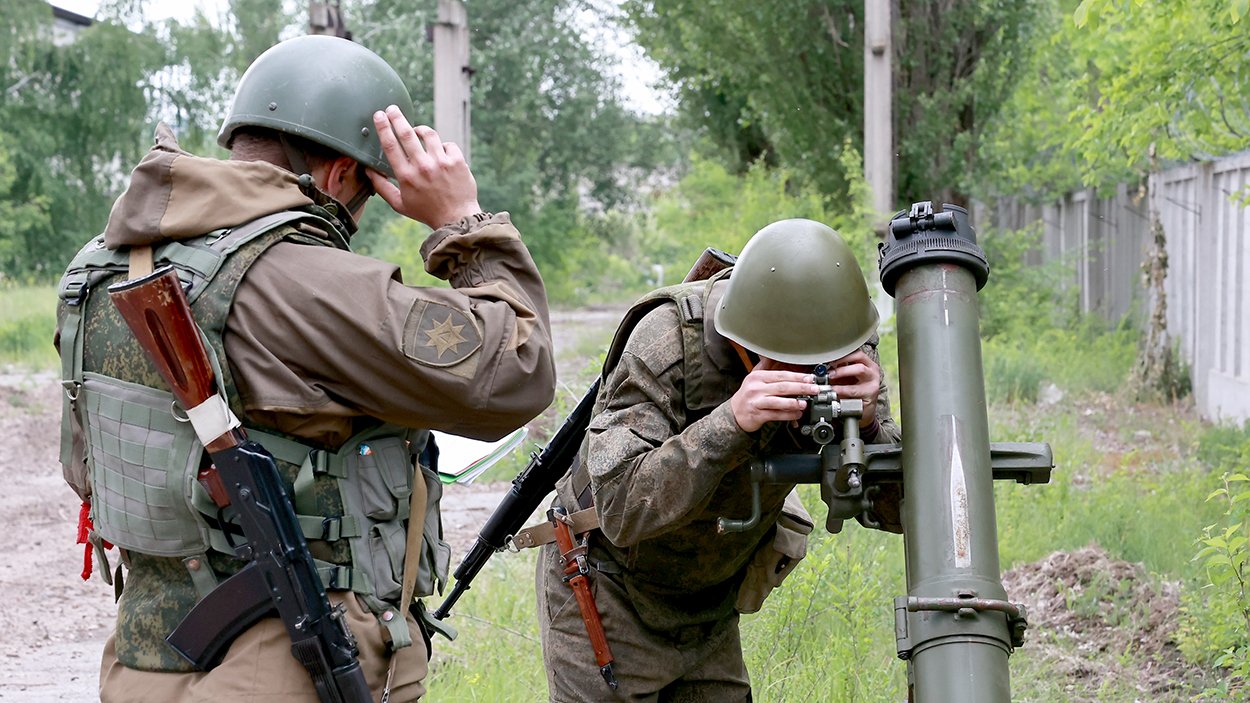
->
[403, 301, 482, 367]
[424, 314, 469, 359]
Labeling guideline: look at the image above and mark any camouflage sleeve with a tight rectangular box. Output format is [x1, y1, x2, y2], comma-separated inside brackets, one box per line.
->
[586, 305, 755, 547]
[863, 334, 902, 444]
[228, 213, 555, 441]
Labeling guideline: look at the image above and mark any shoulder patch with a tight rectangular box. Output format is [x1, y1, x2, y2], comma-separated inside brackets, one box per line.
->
[402, 300, 483, 367]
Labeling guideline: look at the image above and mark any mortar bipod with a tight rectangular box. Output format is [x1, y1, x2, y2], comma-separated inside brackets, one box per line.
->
[716, 442, 1053, 535]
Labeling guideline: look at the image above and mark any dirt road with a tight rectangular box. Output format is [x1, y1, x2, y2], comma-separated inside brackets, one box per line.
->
[0, 306, 624, 701]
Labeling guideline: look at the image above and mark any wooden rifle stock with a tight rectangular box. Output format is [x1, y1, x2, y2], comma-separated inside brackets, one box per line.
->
[108, 267, 234, 505]
[683, 247, 736, 283]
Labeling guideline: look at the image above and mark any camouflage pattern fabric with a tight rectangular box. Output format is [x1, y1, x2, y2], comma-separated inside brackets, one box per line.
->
[541, 281, 900, 700]
[537, 542, 751, 703]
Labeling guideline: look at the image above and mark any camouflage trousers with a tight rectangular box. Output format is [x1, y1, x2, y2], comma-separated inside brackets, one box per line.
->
[99, 591, 429, 702]
[536, 543, 752, 703]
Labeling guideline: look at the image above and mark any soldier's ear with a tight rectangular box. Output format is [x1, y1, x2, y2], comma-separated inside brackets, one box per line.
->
[323, 156, 360, 199]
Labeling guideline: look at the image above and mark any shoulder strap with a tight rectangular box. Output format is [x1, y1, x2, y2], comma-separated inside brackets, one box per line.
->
[599, 268, 732, 410]
[569, 269, 733, 506]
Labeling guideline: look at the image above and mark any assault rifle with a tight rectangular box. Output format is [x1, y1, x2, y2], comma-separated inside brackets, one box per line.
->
[432, 247, 738, 621]
[109, 266, 371, 703]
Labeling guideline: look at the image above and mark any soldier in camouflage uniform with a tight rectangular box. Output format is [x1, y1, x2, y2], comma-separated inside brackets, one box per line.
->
[56, 36, 554, 702]
[536, 219, 901, 702]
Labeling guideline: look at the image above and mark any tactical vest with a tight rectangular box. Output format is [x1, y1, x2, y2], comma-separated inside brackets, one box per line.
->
[57, 209, 449, 670]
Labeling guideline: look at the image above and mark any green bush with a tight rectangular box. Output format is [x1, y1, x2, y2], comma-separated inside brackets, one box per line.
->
[641, 144, 878, 278]
[983, 338, 1046, 404]
[974, 222, 1139, 403]
[1178, 425, 1250, 694]
[977, 223, 1078, 340]
[982, 318, 1138, 404]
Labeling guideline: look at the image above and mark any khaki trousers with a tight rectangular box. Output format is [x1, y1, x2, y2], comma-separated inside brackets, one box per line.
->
[536, 543, 751, 703]
[99, 592, 428, 702]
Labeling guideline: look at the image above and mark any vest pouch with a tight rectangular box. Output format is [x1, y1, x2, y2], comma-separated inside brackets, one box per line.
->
[338, 431, 449, 605]
[735, 489, 814, 614]
[79, 372, 210, 557]
[355, 437, 413, 520]
[365, 521, 407, 601]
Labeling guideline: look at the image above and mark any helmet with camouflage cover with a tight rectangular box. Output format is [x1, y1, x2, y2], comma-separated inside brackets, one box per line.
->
[714, 219, 879, 365]
[217, 35, 415, 178]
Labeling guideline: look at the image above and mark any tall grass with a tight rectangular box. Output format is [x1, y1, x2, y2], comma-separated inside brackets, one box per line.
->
[428, 552, 549, 702]
[0, 284, 58, 371]
[741, 511, 905, 702]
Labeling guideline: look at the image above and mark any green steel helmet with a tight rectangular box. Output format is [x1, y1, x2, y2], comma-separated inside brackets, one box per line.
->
[714, 219, 879, 365]
[217, 35, 415, 178]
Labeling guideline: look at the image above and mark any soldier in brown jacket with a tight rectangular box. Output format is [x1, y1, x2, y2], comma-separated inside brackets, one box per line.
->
[56, 36, 554, 701]
[536, 219, 900, 702]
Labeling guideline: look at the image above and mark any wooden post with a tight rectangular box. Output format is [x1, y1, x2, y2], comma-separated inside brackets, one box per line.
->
[864, 0, 894, 230]
[433, 0, 472, 164]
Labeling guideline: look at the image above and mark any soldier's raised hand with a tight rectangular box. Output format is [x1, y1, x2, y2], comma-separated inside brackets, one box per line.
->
[825, 349, 882, 427]
[368, 105, 481, 229]
[729, 366, 821, 433]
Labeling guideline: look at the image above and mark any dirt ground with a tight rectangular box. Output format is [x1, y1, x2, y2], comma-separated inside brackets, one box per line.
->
[1002, 545, 1214, 700]
[0, 306, 625, 701]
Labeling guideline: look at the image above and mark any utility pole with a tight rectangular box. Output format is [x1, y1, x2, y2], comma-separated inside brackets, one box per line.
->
[433, 0, 472, 163]
[864, 0, 894, 229]
[309, 1, 351, 39]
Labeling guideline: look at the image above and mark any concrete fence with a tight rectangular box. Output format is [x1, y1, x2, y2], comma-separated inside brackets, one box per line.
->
[979, 151, 1250, 425]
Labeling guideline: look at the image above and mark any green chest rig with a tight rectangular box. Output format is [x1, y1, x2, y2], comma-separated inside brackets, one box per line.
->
[57, 210, 449, 671]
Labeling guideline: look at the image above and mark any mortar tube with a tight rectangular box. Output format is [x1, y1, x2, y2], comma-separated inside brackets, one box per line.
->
[881, 203, 1013, 702]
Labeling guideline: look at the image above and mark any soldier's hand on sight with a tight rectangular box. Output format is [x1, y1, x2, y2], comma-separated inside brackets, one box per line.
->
[826, 349, 881, 427]
[729, 365, 821, 433]
[368, 105, 482, 229]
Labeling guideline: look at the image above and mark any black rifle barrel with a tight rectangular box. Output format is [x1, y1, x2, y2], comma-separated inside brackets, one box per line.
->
[432, 379, 600, 620]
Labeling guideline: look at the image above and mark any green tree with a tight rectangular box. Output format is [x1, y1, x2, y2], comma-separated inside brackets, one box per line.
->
[349, 0, 680, 277]
[621, 0, 1045, 208]
[0, 0, 165, 279]
[977, 0, 1250, 399]
[980, 0, 1250, 198]
[0, 0, 674, 284]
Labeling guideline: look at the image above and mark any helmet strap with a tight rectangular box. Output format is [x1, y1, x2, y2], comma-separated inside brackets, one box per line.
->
[278, 133, 312, 178]
[343, 179, 374, 215]
[729, 341, 756, 372]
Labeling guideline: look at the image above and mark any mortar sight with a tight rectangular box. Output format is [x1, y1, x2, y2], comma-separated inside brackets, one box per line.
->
[878, 201, 989, 297]
[798, 364, 838, 445]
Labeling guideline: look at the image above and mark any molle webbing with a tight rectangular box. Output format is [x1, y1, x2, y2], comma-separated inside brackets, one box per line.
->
[58, 210, 335, 485]
[57, 207, 447, 669]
